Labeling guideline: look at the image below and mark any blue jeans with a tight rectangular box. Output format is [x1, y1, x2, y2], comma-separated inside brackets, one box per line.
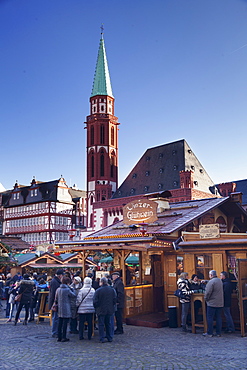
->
[207, 306, 222, 335]
[52, 310, 59, 336]
[110, 314, 115, 337]
[181, 302, 190, 327]
[98, 314, 112, 342]
[223, 307, 235, 332]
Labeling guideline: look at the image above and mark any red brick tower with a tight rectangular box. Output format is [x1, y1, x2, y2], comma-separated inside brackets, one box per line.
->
[85, 31, 119, 228]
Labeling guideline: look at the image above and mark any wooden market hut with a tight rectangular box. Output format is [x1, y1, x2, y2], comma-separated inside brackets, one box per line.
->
[12, 251, 97, 277]
[55, 194, 247, 335]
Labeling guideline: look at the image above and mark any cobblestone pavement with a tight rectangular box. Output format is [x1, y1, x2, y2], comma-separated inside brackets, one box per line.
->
[0, 305, 246, 370]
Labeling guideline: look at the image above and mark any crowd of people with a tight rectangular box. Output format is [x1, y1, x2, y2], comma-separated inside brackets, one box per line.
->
[177, 270, 235, 336]
[0, 268, 125, 344]
[0, 267, 236, 341]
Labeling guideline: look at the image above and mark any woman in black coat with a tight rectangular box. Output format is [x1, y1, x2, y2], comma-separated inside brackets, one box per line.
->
[14, 274, 35, 325]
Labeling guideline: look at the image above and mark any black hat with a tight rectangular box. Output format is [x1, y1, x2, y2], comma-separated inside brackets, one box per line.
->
[56, 269, 64, 276]
[112, 271, 120, 277]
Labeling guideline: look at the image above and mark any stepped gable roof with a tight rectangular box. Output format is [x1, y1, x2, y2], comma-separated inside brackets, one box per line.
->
[0, 236, 31, 251]
[87, 196, 247, 239]
[112, 139, 215, 199]
[215, 179, 247, 206]
[234, 179, 247, 205]
[91, 35, 113, 98]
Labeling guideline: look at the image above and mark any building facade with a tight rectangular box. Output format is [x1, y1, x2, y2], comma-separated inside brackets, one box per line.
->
[1, 177, 86, 246]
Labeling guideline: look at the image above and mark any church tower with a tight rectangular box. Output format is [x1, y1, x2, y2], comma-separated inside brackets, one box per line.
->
[86, 30, 119, 228]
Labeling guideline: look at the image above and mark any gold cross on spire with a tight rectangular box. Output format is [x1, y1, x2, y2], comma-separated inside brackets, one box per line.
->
[100, 24, 104, 35]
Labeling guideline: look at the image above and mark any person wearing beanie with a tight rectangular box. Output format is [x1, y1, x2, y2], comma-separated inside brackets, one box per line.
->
[76, 277, 95, 340]
[69, 276, 83, 334]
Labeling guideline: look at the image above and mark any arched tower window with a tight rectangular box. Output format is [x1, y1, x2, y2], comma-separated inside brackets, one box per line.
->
[100, 151, 105, 176]
[100, 125, 105, 144]
[91, 155, 94, 177]
[110, 155, 114, 178]
[111, 126, 114, 146]
[90, 126, 94, 146]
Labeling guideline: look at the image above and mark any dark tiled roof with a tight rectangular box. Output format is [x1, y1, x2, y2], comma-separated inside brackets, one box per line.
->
[0, 236, 31, 251]
[113, 139, 214, 199]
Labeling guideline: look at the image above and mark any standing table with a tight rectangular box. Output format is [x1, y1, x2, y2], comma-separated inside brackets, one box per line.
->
[37, 291, 52, 325]
[191, 293, 207, 334]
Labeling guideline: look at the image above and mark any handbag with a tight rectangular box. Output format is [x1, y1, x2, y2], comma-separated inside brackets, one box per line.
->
[14, 287, 28, 302]
[174, 289, 187, 299]
[15, 293, 22, 302]
[51, 302, 58, 312]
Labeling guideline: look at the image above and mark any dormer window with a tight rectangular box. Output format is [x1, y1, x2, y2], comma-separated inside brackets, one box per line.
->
[146, 156, 150, 161]
[158, 183, 163, 190]
[173, 165, 178, 170]
[191, 166, 195, 170]
[132, 173, 137, 178]
[172, 150, 177, 155]
[159, 153, 163, 158]
[173, 181, 178, 186]
[194, 181, 198, 186]
[159, 168, 164, 174]
[144, 186, 149, 192]
[130, 188, 135, 195]
[145, 171, 150, 176]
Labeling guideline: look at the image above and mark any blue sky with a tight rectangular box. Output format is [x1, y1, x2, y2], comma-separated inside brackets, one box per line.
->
[1, 0, 247, 191]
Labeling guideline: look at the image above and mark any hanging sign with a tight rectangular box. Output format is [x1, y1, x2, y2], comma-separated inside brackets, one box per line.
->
[123, 199, 158, 225]
[199, 223, 220, 239]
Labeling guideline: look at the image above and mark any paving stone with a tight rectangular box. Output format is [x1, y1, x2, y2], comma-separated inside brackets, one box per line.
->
[0, 303, 247, 369]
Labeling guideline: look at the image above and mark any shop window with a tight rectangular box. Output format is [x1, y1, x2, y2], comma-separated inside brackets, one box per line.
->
[177, 256, 184, 275]
[195, 254, 212, 279]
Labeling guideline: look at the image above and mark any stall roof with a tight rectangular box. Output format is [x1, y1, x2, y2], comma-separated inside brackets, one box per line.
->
[55, 236, 173, 252]
[28, 263, 86, 269]
[55, 196, 247, 251]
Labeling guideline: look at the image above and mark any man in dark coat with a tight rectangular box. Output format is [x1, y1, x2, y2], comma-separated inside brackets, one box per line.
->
[112, 271, 125, 334]
[48, 269, 64, 338]
[93, 277, 116, 343]
[220, 271, 235, 333]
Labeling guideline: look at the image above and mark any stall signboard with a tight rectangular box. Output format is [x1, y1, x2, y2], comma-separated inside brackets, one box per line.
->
[199, 223, 220, 239]
[123, 199, 158, 225]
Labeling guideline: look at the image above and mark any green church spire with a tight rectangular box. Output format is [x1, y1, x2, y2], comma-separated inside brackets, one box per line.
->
[91, 32, 113, 98]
